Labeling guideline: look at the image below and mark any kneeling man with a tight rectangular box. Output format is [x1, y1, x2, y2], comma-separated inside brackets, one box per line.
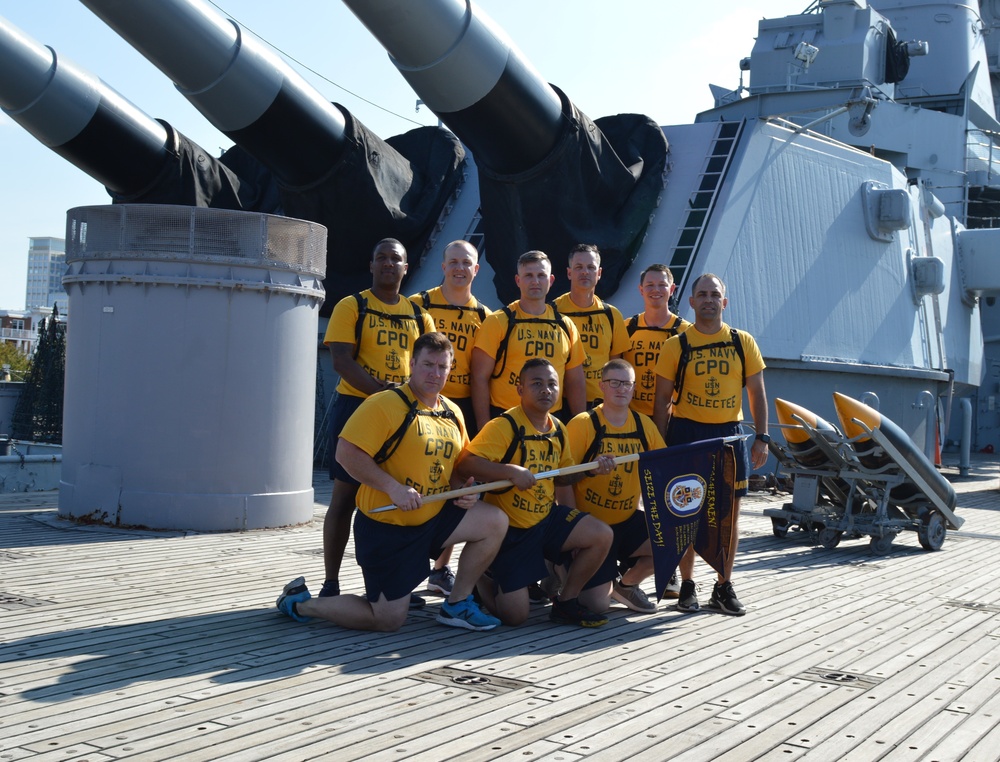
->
[566, 359, 666, 614]
[277, 332, 508, 632]
[456, 358, 614, 627]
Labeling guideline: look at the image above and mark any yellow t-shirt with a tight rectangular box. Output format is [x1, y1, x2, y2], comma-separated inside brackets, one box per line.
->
[566, 406, 666, 525]
[408, 286, 492, 400]
[324, 289, 435, 397]
[474, 301, 586, 411]
[552, 293, 630, 403]
[466, 406, 573, 529]
[655, 323, 766, 423]
[340, 386, 469, 526]
[622, 313, 691, 415]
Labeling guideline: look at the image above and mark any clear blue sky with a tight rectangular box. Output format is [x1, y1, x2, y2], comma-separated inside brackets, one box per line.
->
[0, 0, 807, 310]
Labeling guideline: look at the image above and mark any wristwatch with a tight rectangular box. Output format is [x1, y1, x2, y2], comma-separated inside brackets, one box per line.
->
[755, 433, 771, 444]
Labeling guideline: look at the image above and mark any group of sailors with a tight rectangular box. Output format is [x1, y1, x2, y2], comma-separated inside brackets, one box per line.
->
[276, 238, 769, 632]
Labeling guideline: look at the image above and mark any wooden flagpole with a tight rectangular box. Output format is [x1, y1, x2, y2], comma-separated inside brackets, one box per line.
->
[369, 453, 641, 514]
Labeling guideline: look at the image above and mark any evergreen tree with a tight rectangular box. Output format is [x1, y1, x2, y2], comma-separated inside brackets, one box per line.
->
[11, 307, 66, 443]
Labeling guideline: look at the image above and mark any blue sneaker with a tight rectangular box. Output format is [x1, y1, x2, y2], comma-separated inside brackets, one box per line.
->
[276, 576, 311, 622]
[436, 595, 501, 631]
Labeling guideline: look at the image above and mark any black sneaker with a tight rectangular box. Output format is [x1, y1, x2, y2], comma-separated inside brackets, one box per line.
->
[708, 581, 746, 616]
[527, 581, 551, 604]
[676, 579, 699, 613]
[318, 579, 340, 598]
[409, 594, 426, 609]
[549, 596, 608, 627]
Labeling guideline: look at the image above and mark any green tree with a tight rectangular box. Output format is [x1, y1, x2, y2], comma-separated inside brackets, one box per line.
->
[11, 307, 66, 443]
[0, 342, 31, 381]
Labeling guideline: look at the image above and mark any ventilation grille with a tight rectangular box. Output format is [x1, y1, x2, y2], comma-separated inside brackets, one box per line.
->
[66, 205, 327, 277]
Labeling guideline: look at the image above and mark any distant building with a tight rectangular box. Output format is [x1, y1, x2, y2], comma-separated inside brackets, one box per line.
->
[0, 307, 52, 355]
[25, 237, 67, 314]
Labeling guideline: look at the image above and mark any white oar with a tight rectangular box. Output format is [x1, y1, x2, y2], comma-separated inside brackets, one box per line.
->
[369, 452, 641, 514]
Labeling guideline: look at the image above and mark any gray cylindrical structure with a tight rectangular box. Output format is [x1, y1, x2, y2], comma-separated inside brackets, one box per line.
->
[59, 205, 326, 531]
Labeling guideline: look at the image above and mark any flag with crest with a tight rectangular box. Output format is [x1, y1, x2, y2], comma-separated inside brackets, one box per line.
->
[639, 438, 737, 600]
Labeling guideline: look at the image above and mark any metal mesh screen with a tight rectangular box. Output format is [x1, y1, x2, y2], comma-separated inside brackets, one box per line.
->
[65, 205, 327, 277]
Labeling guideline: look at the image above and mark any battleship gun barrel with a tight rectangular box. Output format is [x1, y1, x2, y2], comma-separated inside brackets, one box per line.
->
[79, 0, 348, 187]
[342, 0, 564, 175]
[342, 0, 667, 303]
[76, 0, 468, 307]
[0, 15, 172, 196]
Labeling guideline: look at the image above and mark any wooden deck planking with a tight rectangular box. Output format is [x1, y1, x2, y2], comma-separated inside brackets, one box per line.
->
[922, 684, 1000, 761]
[2, 459, 1000, 760]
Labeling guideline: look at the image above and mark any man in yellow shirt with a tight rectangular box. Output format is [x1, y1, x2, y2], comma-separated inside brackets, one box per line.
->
[408, 239, 492, 596]
[566, 359, 667, 614]
[623, 264, 691, 417]
[653, 273, 769, 617]
[471, 251, 587, 432]
[409, 240, 492, 436]
[320, 239, 435, 601]
[277, 333, 507, 632]
[553, 244, 630, 407]
[456, 359, 614, 627]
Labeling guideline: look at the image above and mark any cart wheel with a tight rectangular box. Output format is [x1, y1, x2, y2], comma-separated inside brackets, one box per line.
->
[771, 517, 790, 538]
[869, 533, 895, 555]
[818, 528, 842, 549]
[918, 511, 947, 551]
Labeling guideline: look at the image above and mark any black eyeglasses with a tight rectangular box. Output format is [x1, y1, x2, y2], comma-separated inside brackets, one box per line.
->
[602, 379, 635, 389]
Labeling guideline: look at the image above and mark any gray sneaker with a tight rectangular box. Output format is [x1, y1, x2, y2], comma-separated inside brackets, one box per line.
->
[663, 573, 681, 600]
[427, 565, 456, 595]
[676, 579, 699, 613]
[611, 580, 657, 613]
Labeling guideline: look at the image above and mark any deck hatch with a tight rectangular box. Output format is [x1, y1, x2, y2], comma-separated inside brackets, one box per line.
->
[799, 668, 884, 689]
[411, 667, 533, 695]
[944, 600, 1000, 613]
[0, 592, 51, 609]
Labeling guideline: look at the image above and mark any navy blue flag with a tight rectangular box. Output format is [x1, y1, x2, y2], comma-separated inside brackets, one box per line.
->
[639, 438, 737, 601]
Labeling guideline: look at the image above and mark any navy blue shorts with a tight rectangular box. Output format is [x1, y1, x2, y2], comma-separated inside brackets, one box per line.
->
[328, 393, 365, 482]
[582, 510, 650, 590]
[489, 505, 584, 594]
[666, 418, 750, 497]
[353, 501, 467, 603]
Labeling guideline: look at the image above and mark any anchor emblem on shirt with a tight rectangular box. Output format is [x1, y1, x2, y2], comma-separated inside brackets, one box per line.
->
[429, 459, 444, 484]
[386, 350, 401, 371]
[608, 473, 624, 497]
[641, 368, 656, 390]
[706, 376, 721, 396]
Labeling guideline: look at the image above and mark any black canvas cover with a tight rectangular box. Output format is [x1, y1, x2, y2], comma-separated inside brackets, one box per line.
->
[113, 111, 466, 315]
[477, 88, 668, 303]
[110, 122, 248, 210]
[278, 107, 465, 310]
